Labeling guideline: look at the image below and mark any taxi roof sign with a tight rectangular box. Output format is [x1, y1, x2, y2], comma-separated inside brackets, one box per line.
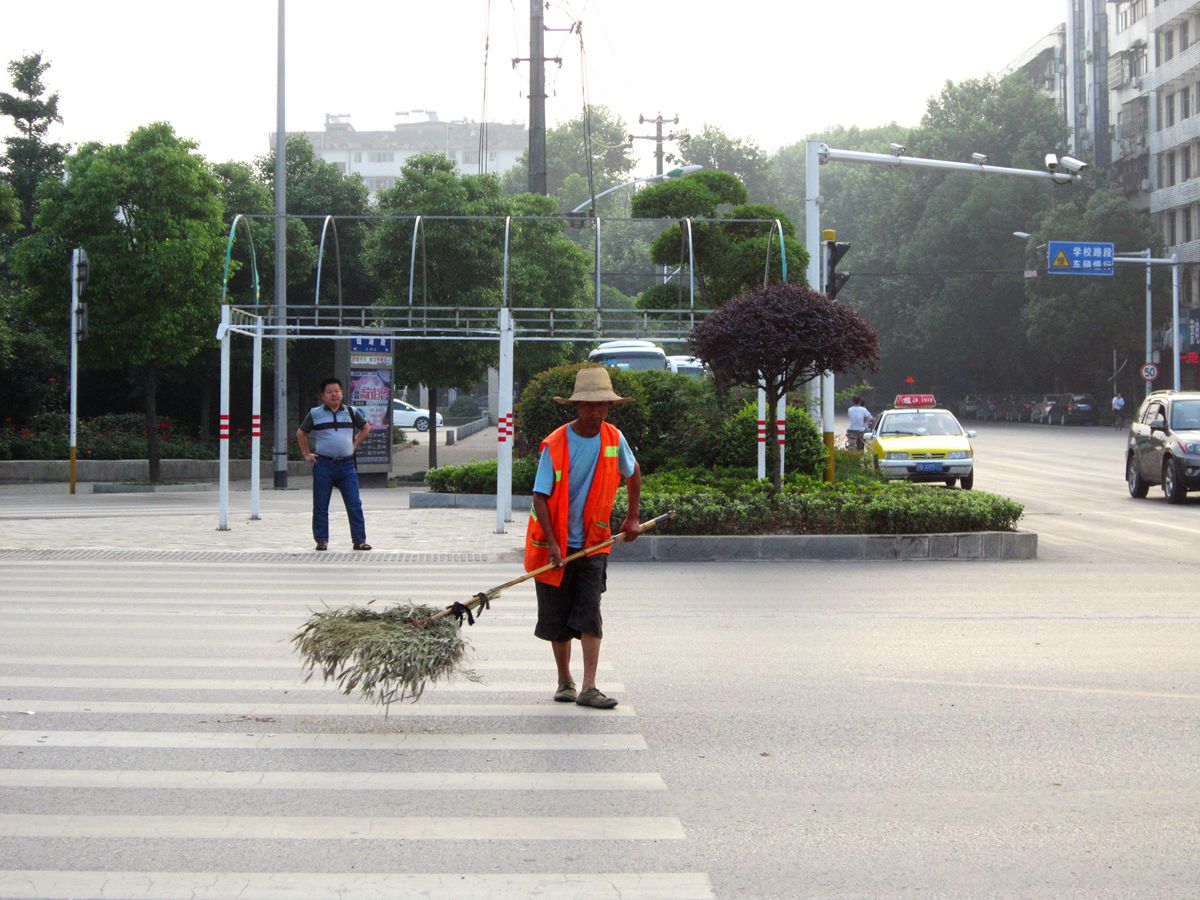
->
[894, 393, 937, 408]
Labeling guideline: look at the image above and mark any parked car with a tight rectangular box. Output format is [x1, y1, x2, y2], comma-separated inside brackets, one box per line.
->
[1035, 393, 1067, 424]
[1056, 393, 1097, 425]
[1126, 390, 1200, 503]
[864, 394, 976, 489]
[959, 395, 980, 419]
[391, 399, 443, 433]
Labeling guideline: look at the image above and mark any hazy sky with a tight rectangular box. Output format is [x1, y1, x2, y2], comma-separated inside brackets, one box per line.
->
[1, 1, 1068, 173]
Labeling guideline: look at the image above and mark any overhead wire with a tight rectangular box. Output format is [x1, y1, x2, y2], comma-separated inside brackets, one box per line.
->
[479, 0, 492, 174]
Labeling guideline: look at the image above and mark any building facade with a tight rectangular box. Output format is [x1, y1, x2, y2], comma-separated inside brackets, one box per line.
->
[286, 112, 527, 200]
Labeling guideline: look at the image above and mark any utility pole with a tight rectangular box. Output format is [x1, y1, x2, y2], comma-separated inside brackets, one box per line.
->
[511, 1, 561, 195]
[273, 0, 289, 489]
[630, 113, 679, 177]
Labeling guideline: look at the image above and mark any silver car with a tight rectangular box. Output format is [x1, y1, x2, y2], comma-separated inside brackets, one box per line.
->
[1126, 390, 1200, 503]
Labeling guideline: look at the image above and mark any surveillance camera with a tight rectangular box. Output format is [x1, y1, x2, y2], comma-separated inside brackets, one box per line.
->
[889, 143, 906, 156]
[971, 152, 988, 164]
[1059, 155, 1089, 173]
[1045, 153, 1059, 171]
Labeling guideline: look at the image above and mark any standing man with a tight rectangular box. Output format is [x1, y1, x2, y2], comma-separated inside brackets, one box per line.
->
[1112, 390, 1127, 428]
[846, 395, 874, 450]
[526, 367, 641, 710]
[296, 377, 372, 552]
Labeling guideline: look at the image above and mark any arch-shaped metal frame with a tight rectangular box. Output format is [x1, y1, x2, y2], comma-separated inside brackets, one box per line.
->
[219, 214, 261, 305]
[314, 215, 344, 317]
[407, 216, 429, 307]
[764, 218, 788, 286]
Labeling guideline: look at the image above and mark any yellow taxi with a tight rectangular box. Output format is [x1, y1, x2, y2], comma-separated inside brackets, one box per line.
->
[864, 394, 976, 490]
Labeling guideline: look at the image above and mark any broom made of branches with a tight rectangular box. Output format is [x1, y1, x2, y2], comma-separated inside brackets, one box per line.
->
[291, 511, 674, 711]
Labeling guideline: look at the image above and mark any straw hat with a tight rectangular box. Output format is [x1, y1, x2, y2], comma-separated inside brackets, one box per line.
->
[553, 367, 632, 405]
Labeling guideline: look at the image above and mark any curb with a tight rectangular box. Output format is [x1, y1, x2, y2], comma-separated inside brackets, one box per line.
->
[93, 483, 216, 494]
[411, 492, 533, 510]
[612, 531, 1037, 561]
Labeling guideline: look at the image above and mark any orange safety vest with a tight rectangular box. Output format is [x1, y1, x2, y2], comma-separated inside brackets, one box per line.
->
[524, 421, 624, 586]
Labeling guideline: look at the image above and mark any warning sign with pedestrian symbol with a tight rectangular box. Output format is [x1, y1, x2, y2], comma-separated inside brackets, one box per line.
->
[1047, 241, 1115, 276]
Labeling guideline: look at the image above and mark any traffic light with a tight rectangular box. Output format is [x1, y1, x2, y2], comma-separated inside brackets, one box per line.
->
[825, 237, 850, 299]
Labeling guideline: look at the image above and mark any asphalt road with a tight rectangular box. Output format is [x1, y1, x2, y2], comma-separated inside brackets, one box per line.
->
[1, 422, 1197, 899]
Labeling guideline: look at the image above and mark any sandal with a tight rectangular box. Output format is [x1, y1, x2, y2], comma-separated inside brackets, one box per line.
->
[553, 681, 577, 703]
[575, 687, 618, 709]
[353, 542, 372, 551]
[315, 541, 328, 551]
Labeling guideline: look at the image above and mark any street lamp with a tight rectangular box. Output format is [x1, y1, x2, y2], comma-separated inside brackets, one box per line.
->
[569, 164, 702, 215]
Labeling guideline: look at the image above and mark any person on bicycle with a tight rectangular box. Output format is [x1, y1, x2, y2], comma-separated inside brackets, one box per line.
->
[846, 396, 874, 450]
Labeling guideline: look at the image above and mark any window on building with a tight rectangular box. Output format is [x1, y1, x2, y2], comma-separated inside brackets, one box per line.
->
[1181, 21, 1190, 52]
[1185, 146, 1194, 181]
[1164, 29, 1176, 62]
[1167, 211, 1178, 246]
[354, 152, 362, 163]
[1185, 206, 1194, 243]
[367, 151, 395, 163]
[462, 150, 479, 165]
[1166, 92, 1177, 128]
[1165, 151, 1177, 186]
[1183, 88, 1192, 120]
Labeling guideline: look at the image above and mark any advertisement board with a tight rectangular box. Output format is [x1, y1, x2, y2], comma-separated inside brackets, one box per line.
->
[348, 337, 392, 469]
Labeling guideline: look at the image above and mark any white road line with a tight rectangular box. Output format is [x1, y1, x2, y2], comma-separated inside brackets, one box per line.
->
[866, 676, 1200, 701]
[0, 730, 647, 750]
[0, 619, 532, 633]
[0, 656, 612, 671]
[0, 813, 685, 840]
[0, 676, 624, 693]
[0, 871, 714, 900]
[0, 699, 636, 717]
[0, 769, 666, 791]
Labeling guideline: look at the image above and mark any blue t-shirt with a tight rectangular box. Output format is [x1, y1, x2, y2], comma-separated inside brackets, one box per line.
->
[533, 425, 637, 549]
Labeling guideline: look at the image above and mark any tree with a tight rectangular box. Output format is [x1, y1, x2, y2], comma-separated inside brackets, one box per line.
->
[14, 123, 226, 480]
[0, 53, 68, 233]
[669, 124, 773, 203]
[689, 283, 878, 490]
[1021, 187, 1161, 391]
[365, 154, 507, 468]
[632, 170, 805, 309]
[501, 105, 635, 206]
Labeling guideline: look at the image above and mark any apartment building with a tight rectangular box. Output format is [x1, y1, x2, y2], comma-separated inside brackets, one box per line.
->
[287, 112, 527, 200]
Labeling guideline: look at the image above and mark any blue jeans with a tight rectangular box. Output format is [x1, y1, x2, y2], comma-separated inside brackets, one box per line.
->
[312, 457, 366, 544]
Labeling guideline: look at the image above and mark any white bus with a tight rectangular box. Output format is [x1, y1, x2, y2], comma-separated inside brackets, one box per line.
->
[587, 340, 669, 371]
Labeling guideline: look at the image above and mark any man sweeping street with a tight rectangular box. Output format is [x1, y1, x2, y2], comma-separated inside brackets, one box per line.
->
[526, 367, 641, 709]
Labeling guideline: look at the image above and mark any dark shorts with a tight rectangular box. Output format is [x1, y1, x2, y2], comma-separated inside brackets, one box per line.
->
[534, 550, 608, 641]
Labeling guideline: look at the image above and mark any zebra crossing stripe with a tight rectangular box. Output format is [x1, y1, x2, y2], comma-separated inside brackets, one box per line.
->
[0, 814, 686, 840]
[0, 656, 612, 671]
[0, 700, 635, 717]
[0, 870, 715, 900]
[0, 676, 624, 693]
[0, 769, 667, 791]
[0, 730, 647, 750]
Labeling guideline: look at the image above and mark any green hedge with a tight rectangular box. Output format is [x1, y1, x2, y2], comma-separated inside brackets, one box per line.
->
[424, 455, 539, 494]
[0, 412, 216, 461]
[611, 477, 1023, 535]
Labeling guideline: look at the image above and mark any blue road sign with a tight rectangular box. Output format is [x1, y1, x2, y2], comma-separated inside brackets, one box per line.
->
[1047, 241, 1115, 276]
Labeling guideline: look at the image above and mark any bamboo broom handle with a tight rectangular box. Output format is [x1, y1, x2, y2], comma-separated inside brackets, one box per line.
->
[432, 510, 675, 621]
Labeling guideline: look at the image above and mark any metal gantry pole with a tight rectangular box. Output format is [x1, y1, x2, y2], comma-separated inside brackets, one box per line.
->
[218, 305, 232, 531]
[1145, 249, 1153, 397]
[495, 307, 514, 534]
[250, 317, 262, 520]
[69, 249, 81, 495]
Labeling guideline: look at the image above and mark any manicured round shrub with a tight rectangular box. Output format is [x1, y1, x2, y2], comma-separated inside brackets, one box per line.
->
[708, 400, 827, 476]
[514, 362, 649, 456]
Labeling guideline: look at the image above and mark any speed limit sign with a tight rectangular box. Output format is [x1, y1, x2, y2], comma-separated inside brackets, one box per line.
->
[1141, 363, 1160, 382]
